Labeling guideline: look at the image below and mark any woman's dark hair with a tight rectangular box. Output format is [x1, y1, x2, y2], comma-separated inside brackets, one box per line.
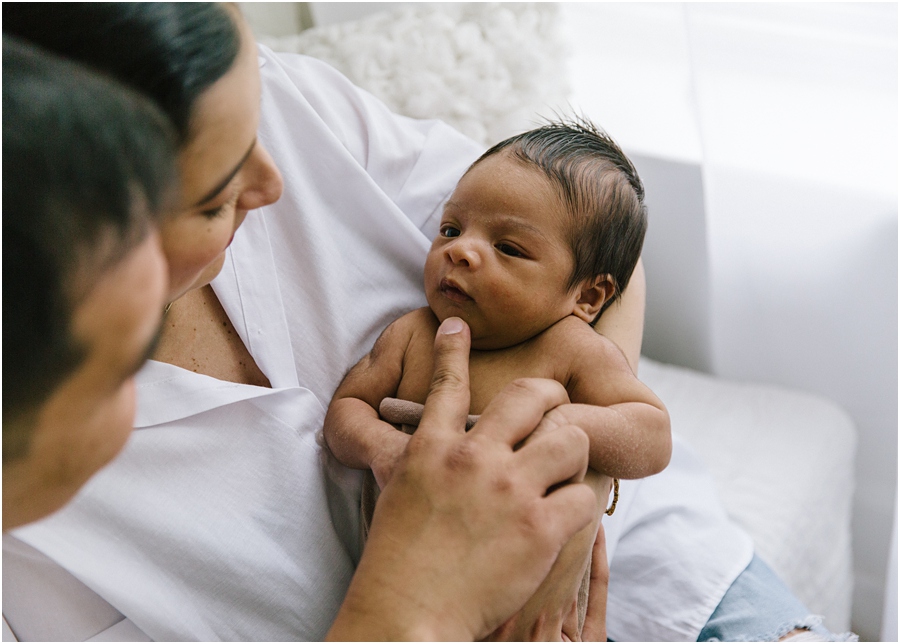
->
[2, 2, 241, 142]
[474, 118, 647, 318]
[2, 36, 177, 460]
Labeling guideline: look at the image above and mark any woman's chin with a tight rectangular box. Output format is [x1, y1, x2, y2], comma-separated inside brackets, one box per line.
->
[168, 254, 228, 301]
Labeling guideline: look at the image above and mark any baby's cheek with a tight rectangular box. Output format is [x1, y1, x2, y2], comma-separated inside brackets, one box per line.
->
[487, 284, 521, 315]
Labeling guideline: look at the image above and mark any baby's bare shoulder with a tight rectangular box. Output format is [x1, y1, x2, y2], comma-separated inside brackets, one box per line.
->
[366, 308, 431, 362]
[402, 307, 440, 342]
[383, 308, 436, 339]
[387, 307, 442, 360]
[542, 317, 633, 374]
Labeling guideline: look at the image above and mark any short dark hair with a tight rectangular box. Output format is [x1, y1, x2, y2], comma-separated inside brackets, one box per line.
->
[2, 2, 240, 142]
[2, 36, 177, 460]
[475, 118, 647, 316]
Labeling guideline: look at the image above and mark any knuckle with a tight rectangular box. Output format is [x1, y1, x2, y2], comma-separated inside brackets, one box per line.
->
[429, 366, 467, 393]
[539, 407, 570, 433]
[552, 423, 589, 453]
[545, 435, 572, 462]
[490, 469, 514, 495]
[508, 377, 568, 405]
[565, 424, 590, 451]
[442, 439, 479, 473]
[517, 503, 543, 537]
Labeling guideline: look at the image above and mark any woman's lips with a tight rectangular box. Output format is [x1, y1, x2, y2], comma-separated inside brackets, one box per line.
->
[440, 278, 472, 303]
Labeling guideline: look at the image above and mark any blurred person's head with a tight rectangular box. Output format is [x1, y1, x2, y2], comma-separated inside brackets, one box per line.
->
[4, 2, 285, 304]
[2, 36, 177, 529]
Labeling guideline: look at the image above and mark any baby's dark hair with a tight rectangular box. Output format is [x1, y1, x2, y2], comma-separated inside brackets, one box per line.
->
[474, 118, 647, 317]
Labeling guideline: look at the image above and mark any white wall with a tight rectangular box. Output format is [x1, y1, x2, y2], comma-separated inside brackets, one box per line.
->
[562, 4, 897, 639]
[883, 505, 897, 641]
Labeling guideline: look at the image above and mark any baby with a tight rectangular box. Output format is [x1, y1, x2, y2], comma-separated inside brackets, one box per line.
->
[325, 119, 671, 637]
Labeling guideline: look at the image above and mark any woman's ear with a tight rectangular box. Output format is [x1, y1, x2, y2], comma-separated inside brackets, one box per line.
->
[571, 274, 616, 324]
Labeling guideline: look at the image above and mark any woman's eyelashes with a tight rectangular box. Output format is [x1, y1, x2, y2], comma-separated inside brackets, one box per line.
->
[200, 188, 239, 219]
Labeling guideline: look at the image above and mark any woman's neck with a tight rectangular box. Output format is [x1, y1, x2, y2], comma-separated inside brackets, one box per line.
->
[154, 285, 271, 387]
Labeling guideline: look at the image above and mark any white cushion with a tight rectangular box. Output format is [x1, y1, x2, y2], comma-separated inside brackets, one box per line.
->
[639, 357, 855, 631]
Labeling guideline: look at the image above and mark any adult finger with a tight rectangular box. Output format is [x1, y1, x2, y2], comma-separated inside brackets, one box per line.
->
[537, 482, 596, 547]
[561, 597, 581, 642]
[471, 378, 570, 446]
[580, 524, 609, 642]
[516, 424, 590, 490]
[417, 317, 472, 437]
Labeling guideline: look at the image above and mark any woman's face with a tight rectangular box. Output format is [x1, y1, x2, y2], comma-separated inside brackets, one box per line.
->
[162, 10, 283, 303]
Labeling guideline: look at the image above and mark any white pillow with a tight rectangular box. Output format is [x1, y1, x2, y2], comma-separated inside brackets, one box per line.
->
[258, 3, 571, 146]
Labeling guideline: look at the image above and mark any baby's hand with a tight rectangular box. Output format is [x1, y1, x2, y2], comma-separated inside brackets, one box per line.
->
[370, 428, 411, 489]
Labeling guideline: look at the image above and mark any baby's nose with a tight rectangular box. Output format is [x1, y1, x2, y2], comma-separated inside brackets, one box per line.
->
[447, 238, 481, 268]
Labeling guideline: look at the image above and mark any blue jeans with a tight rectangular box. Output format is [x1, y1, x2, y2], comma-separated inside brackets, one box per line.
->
[697, 555, 857, 641]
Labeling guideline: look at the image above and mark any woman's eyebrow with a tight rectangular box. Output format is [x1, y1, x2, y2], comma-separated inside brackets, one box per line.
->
[192, 138, 257, 207]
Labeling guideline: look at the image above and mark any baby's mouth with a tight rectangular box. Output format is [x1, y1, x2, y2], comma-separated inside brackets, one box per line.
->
[440, 278, 473, 303]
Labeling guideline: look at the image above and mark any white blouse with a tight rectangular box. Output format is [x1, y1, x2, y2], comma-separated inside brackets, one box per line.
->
[5, 47, 752, 642]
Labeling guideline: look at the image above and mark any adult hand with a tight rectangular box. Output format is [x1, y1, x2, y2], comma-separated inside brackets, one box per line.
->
[370, 428, 410, 489]
[487, 473, 611, 642]
[489, 523, 609, 642]
[579, 524, 609, 642]
[327, 317, 597, 641]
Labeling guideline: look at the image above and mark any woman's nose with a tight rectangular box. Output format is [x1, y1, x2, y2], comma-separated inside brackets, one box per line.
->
[236, 142, 284, 211]
[447, 237, 481, 268]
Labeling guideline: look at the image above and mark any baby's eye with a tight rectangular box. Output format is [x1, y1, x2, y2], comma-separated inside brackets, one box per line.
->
[440, 225, 461, 238]
[497, 243, 524, 258]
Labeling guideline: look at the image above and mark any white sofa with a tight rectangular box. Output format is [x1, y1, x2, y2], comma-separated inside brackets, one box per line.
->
[253, 3, 858, 632]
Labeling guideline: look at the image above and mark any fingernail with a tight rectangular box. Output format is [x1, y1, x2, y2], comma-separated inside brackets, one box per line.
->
[439, 317, 465, 335]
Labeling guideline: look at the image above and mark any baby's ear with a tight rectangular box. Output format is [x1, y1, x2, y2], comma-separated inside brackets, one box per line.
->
[572, 275, 616, 323]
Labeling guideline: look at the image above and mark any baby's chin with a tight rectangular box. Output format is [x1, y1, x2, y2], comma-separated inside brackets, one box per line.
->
[428, 305, 525, 351]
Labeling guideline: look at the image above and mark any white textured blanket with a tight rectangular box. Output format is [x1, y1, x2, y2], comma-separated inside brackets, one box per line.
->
[639, 357, 855, 630]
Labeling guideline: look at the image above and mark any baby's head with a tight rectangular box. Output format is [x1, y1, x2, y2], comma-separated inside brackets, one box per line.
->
[425, 119, 647, 349]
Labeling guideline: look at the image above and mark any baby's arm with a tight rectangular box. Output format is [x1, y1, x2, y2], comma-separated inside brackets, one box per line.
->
[324, 312, 417, 488]
[557, 327, 671, 479]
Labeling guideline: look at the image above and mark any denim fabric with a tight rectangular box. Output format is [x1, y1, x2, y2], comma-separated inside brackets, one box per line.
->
[697, 555, 857, 642]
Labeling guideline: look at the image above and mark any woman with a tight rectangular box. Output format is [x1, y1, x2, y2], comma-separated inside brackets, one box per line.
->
[3, 4, 605, 641]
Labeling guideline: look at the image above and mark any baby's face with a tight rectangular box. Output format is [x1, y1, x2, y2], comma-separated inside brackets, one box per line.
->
[425, 152, 579, 350]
